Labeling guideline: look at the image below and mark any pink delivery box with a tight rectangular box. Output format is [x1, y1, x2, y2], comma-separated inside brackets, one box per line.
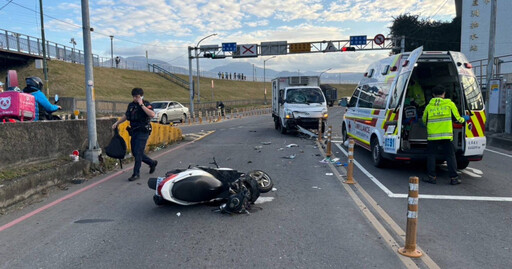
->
[0, 91, 36, 121]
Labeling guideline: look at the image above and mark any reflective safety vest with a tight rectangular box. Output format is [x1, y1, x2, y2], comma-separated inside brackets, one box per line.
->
[407, 83, 426, 107]
[422, 98, 465, 141]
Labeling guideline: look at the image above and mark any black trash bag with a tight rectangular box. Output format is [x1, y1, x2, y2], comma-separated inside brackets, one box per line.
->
[105, 127, 127, 168]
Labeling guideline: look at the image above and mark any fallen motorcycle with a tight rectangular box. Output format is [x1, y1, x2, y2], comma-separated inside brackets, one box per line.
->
[147, 159, 273, 214]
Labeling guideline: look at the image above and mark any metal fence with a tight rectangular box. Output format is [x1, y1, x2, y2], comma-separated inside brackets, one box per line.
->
[59, 97, 266, 116]
[470, 54, 512, 88]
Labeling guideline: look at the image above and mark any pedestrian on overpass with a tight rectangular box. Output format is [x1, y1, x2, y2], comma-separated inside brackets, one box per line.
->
[422, 85, 469, 185]
[112, 87, 158, 181]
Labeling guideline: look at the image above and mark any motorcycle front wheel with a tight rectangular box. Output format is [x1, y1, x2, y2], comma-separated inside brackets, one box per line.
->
[247, 170, 273, 193]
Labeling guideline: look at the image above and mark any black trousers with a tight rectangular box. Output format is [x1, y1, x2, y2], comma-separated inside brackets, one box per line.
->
[130, 131, 155, 176]
[427, 139, 458, 179]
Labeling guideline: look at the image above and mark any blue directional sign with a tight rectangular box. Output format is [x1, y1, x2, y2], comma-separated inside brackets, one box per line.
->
[222, 42, 237, 52]
[350, 35, 367, 46]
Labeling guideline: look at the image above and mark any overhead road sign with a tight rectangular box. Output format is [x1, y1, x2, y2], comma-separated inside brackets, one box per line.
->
[199, 45, 219, 51]
[289, 42, 311, 53]
[261, 41, 287, 55]
[222, 42, 237, 52]
[350, 35, 367, 46]
[374, 34, 385, 45]
[233, 44, 258, 58]
[324, 41, 337, 52]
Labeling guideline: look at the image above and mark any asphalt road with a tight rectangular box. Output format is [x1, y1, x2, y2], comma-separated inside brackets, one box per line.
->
[1, 113, 407, 269]
[327, 106, 512, 269]
[1, 108, 510, 268]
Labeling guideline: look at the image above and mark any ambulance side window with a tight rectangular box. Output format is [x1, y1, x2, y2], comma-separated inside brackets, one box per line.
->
[372, 84, 390, 110]
[358, 84, 374, 108]
[389, 72, 410, 109]
[347, 87, 361, 107]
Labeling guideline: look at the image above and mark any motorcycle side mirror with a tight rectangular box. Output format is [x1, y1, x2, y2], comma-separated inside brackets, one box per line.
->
[54, 94, 59, 104]
[209, 157, 219, 168]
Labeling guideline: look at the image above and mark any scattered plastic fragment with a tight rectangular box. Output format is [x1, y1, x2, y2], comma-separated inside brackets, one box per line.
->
[282, 154, 296, 159]
[261, 142, 272, 145]
[312, 186, 322, 189]
[326, 173, 333, 176]
[278, 148, 284, 151]
[271, 187, 277, 192]
[176, 212, 181, 217]
[254, 146, 263, 150]
[286, 144, 298, 148]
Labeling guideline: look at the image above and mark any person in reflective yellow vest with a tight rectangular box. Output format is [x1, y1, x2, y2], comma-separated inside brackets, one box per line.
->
[422, 85, 469, 185]
[407, 78, 426, 107]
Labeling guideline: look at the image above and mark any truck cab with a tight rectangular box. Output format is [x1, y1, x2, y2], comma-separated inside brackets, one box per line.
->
[272, 76, 328, 134]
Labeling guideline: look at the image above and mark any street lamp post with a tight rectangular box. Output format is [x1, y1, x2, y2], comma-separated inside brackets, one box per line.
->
[319, 68, 332, 83]
[264, 56, 276, 105]
[70, 38, 76, 63]
[109, 35, 114, 68]
[196, 33, 217, 104]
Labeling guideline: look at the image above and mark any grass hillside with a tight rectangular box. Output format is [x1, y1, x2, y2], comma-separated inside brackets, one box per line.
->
[2, 60, 356, 103]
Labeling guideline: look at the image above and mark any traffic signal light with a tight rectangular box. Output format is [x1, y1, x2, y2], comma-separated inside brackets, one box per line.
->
[203, 52, 225, 59]
[341, 47, 356, 52]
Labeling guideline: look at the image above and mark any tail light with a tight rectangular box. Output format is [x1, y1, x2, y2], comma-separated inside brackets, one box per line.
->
[158, 174, 177, 196]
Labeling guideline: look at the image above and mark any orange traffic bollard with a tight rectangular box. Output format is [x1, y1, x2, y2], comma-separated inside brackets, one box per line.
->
[199, 111, 203, 124]
[326, 125, 332, 158]
[317, 119, 323, 143]
[345, 139, 356, 184]
[398, 176, 422, 258]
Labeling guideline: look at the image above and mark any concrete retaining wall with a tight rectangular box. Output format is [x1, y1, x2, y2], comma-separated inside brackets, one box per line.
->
[0, 119, 183, 169]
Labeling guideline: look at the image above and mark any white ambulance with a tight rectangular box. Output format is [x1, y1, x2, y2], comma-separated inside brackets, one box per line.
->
[340, 46, 486, 168]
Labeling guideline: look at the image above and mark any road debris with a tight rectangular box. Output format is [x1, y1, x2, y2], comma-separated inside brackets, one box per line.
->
[261, 142, 272, 145]
[282, 154, 296, 159]
[286, 144, 298, 148]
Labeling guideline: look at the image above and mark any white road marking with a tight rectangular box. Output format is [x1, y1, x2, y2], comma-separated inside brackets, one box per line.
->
[465, 167, 483, 175]
[254, 196, 275, 204]
[335, 143, 512, 202]
[485, 148, 512, 158]
[336, 144, 395, 197]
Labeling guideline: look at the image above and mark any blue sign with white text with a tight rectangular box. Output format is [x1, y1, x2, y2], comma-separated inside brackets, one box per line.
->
[222, 42, 237, 52]
[350, 36, 367, 46]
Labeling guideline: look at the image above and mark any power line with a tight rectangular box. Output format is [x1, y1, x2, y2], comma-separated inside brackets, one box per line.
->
[9, 0, 187, 50]
[0, 0, 14, 11]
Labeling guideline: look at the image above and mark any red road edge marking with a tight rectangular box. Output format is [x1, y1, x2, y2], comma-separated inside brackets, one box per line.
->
[0, 139, 199, 232]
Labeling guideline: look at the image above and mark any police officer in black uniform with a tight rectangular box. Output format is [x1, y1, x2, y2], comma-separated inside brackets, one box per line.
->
[112, 88, 158, 181]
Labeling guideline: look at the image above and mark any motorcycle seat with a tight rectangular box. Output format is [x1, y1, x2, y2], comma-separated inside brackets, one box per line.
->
[172, 174, 226, 202]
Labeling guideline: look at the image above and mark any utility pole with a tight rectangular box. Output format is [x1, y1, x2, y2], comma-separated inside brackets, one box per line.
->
[110, 35, 114, 68]
[486, 0, 497, 106]
[39, 0, 49, 96]
[81, 0, 100, 164]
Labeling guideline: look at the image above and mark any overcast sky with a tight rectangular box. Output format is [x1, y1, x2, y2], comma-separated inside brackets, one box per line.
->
[0, 0, 455, 73]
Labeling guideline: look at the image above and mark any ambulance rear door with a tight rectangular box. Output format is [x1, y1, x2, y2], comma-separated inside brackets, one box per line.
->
[449, 51, 486, 157]
[383, 46, 424, 154]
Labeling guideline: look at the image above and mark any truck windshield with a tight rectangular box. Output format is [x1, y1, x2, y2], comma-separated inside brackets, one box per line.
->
[461, 76, 484, 111]
[286, 88, 325, 104]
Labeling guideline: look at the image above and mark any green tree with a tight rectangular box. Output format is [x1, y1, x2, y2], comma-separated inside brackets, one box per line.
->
[390, 14, 461, 54]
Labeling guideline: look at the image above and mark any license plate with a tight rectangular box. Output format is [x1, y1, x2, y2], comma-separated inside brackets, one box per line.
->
[155, 177, 163, 195]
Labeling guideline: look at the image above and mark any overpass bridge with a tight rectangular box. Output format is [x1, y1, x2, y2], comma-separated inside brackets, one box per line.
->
[0, 28, 101, 69]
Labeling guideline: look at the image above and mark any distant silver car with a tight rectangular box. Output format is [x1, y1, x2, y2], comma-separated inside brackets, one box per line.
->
[150, 101, 189, 124]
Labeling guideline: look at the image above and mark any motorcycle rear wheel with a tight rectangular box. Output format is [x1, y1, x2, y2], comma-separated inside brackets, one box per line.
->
[247, 170, 273, 193]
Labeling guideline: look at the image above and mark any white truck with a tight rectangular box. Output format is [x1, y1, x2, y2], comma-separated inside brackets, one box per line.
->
[272, 76, 328, 134]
